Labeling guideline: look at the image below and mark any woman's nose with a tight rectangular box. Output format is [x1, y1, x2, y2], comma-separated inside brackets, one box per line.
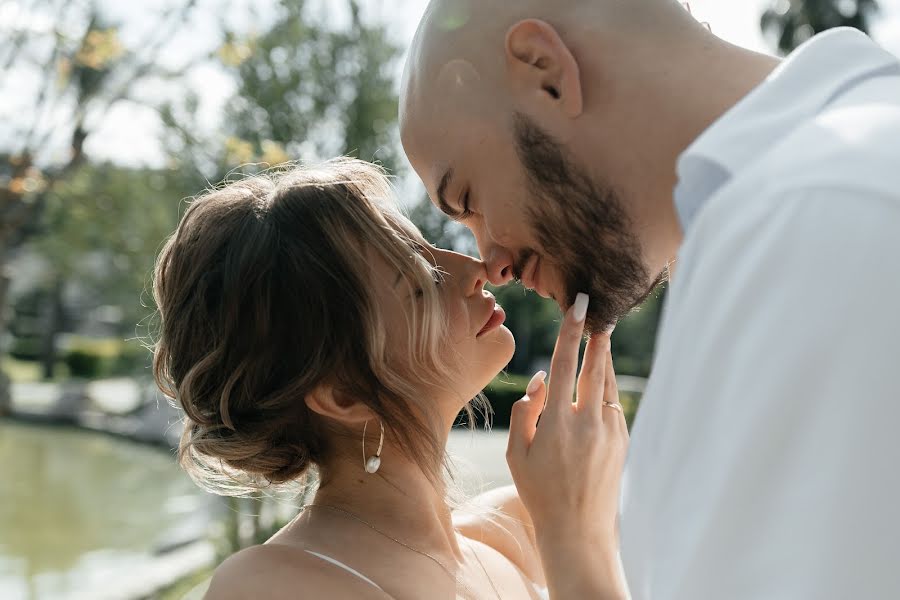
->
[460, 254, 488, 297]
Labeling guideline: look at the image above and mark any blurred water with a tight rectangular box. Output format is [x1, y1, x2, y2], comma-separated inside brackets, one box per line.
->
[0, 420, 215, 600]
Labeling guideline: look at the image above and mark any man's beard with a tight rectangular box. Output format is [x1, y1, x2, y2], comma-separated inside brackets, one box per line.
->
[512, 112, 666, 335]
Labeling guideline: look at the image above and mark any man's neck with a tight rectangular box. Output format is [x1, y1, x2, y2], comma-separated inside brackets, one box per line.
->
[630, 38, 781, 270]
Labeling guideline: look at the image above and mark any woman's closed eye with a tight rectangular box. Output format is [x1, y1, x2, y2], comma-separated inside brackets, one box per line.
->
[414, 270, 444, 299]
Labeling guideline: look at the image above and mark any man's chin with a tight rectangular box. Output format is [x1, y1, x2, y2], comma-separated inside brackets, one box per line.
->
[589, 274, 668, 333]
[584, 311, 618, 337]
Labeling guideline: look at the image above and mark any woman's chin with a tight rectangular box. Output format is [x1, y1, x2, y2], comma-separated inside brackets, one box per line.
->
[500, 324, 516, 353]
[454, 327, 516, 403]
[480, 326, 517, 380]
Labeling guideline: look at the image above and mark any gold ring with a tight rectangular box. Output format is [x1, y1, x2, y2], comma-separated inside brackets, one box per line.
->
[603, 401, 623, 412]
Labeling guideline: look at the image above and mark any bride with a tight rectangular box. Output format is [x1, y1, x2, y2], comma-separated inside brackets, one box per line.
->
[152, 158, 629, 599]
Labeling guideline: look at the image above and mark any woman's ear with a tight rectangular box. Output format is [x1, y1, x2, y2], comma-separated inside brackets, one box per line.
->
[505, 19, 583, 119]
[305, 384, 374, 426]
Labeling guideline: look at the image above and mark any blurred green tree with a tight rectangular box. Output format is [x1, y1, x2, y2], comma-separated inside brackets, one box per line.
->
[23, 164, 194, 377]
[0, 1, 203, 409]
[161, 0, 401, 180]
[5, 0, 402, 388]
[762, 0, 879, 54]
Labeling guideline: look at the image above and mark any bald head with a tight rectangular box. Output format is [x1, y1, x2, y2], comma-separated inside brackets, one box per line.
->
[403, 0, 573, 131]
[398, 0, 759, 326]
[400, 0, 692, 133]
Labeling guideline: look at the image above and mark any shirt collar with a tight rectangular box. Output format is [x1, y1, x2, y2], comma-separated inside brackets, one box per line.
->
[673, 28, 900, 232]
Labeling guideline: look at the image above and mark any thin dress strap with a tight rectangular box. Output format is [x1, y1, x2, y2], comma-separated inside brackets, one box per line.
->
[303, 549, 384, 592]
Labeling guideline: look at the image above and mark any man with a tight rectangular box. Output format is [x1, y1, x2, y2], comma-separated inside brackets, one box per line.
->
[400, 0, 900, 598]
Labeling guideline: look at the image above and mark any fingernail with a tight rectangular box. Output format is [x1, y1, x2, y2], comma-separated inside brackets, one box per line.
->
[526, 370, 547, 395]
[572, 293, 589, 323]
[605, 321, 617, 335]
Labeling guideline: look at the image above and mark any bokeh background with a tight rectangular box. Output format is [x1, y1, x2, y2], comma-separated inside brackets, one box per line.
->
[2, 1, 897, 598]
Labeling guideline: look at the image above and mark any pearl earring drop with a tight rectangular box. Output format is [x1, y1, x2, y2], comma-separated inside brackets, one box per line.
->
[363, 420, 384, 474]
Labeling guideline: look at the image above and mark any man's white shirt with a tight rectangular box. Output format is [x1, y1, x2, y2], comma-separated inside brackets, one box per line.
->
[620, 29, 900, 599]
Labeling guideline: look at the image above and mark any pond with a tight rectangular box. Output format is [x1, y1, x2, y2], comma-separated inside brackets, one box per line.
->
[0, 420, 216, 600]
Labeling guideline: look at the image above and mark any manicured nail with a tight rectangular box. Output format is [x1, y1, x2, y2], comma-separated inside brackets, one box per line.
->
[526, 371, 547, 395]
[572, 293, 589, 323]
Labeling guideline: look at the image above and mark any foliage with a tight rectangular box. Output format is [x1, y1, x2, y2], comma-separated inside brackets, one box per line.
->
[7, 286, 46, 360]
[0, 0, 203, 400]
[8, 337, 42, 362]
[6, 0, 404, 389]
[1, 355, 62, 383]
[65, 348, 103, 379]
[762, 0, 879, 54]
[1, 0, 202, 251]
[229, 0, 400, 169]
[162, 0, 402, 180]
[610, 285, 666, 377]
[108, 341, 152, 377]
[30, 162, 193, 331]
[4, 335, 149, 382]
[61, 336, 143, 379]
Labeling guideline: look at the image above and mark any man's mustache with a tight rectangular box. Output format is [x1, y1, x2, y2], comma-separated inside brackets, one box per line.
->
[511, 248, 537, 282]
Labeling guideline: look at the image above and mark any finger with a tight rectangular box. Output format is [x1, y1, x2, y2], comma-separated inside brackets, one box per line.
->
[544, 293, 589, 421]
[528, 370, 549, 429]
[527, 369, 548, 408]
[576, 333, 611, 417]
[506, 371, 547, 461]
[602, 345, 625, 427]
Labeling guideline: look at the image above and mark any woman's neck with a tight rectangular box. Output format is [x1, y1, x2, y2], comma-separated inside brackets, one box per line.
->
[311, 430, 464, 561]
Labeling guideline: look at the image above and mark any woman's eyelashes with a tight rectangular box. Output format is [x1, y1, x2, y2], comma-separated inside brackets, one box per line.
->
[414, 270, 444, 299]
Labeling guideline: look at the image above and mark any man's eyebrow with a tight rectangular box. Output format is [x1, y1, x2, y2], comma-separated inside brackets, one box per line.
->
[436, 168, 462, 219]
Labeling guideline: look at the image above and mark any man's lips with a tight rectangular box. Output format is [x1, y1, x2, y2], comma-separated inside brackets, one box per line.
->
[477, 298, 507, 337]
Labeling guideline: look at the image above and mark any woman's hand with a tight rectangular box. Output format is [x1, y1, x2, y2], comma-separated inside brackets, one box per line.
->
[506, 293, 630, 599]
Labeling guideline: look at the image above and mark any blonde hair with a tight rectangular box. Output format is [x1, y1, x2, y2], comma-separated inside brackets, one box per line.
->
[152, 158, 487, 496]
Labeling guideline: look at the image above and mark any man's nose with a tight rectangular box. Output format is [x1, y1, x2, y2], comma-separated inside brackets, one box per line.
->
[481, 245, 515, 286]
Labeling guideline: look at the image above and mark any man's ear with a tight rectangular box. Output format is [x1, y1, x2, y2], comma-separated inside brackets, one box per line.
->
[505, 19, 583, 119]
[305, 384, 373, 426]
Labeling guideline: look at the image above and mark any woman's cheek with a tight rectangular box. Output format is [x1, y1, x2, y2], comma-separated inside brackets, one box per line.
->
[447, 299, 470, 344]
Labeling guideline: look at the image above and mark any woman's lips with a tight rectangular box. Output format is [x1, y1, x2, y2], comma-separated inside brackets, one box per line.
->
[477, 302, 507, 337]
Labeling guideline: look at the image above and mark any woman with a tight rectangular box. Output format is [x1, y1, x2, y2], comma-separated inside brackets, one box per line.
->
[152, 158, 628, 599]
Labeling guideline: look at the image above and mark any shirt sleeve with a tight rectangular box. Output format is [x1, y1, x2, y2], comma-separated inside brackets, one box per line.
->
[626, 187, 900, 600]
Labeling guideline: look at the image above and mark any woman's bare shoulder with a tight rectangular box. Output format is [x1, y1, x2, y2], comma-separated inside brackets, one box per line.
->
[203, 543, 390, 600]
[453, 485, 543, 584]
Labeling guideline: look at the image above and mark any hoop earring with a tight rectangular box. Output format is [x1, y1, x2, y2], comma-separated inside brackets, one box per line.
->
[362, 420, 384, 474]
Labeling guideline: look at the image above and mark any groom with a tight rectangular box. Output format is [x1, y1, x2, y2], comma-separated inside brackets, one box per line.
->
[400, 0, 900, 598]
